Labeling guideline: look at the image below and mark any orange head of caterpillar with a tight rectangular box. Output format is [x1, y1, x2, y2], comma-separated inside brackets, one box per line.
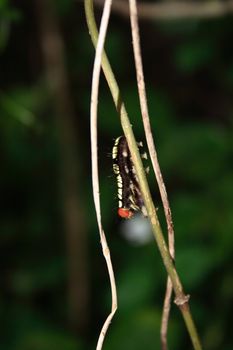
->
[118, 207, 134, 219]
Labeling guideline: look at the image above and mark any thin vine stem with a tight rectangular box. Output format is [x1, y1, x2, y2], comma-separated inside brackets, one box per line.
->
[84, 1, 203, 349]
[128, 1, 174, 349]
[89, 0, 117, 349]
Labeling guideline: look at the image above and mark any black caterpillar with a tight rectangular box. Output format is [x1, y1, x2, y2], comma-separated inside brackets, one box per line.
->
[112, 136, 148, 218]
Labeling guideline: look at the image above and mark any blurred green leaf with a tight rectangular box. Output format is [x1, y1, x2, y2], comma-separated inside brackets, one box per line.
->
[56, 0, 74, 16]
[0, 1, 22, 52]
[17, 329, 83, 350]
[0, 86, 47, 128]
[175, 39, 215, 73]
[0, 0, 22, 21]
[157, 19, 200, 35]
[225, 62, 233, 86]
[117, 259, 158, 311]
[204, 320, 225, 350]
[105, 30, 127, 72]
[176, 246, 216, 289]
[172, 192, 210, 240]
[105, 308, 161, 350]
[10, 258, 65, 295]
[160, 123, 229, 184]
[3, 304, 84, 350]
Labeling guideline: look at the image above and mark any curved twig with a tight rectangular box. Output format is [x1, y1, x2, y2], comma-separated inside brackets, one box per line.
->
[89, 1, 117, 349]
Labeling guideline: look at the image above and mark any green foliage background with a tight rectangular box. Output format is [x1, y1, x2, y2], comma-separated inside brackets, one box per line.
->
[0, 1, 233, 349]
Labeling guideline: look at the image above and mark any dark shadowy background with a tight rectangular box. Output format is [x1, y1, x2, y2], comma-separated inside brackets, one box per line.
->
[1, 0, 233, 349]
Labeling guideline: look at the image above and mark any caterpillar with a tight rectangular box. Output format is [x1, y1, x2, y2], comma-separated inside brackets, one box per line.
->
[112, 136, 148, 219]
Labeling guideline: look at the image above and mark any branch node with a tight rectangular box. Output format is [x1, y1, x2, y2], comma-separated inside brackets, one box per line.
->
[174, 294, 190, 307]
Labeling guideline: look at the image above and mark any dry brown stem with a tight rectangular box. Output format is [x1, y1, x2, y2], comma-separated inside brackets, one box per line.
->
[128, 1, 175, 348]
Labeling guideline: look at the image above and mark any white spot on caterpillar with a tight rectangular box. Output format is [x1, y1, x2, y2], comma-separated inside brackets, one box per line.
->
[113, 164, 119, 174]
[122, 150, 128, 157]
[118, 189, 122, 197]
[112, 136, 122, 159]
[117, 175, 122, 183]
[112, 147, 118, 159]
[124, 165, 129, 174]
[128, 195, 136, 205]
[129, 183, 134, 191]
